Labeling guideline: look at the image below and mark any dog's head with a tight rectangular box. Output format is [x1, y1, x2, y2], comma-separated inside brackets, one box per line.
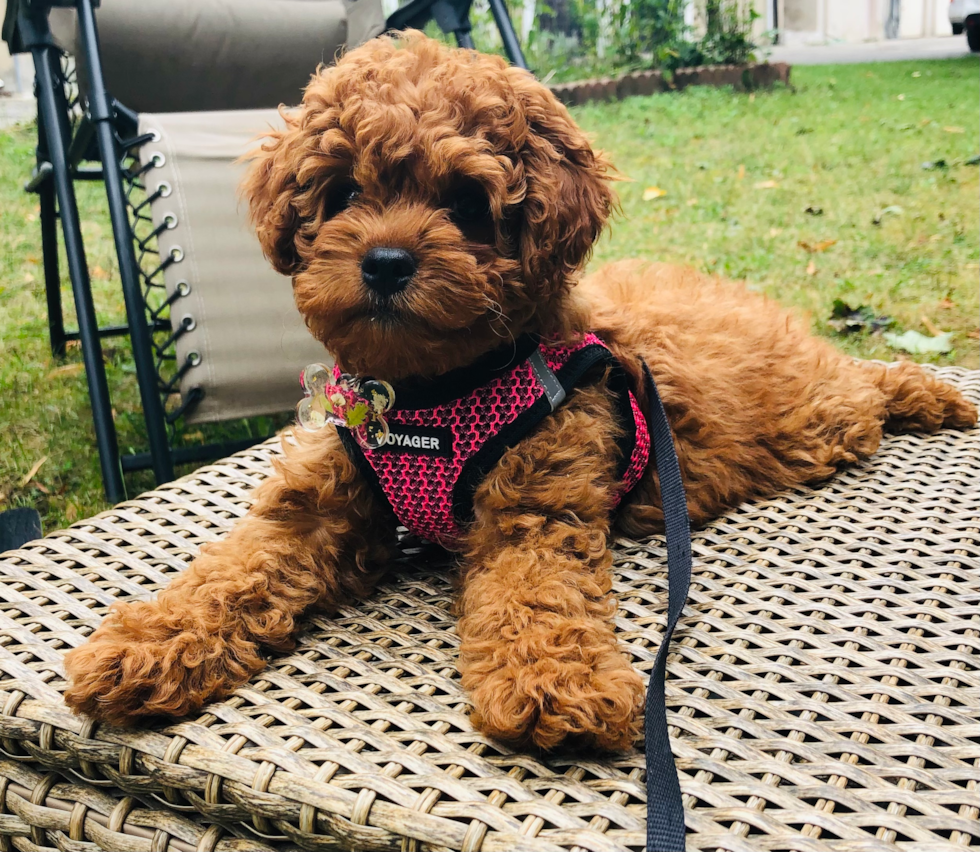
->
[242, 32, 614, 381]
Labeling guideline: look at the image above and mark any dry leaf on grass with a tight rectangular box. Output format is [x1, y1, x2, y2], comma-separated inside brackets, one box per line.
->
[943, 126, 965, 134]
[754, 180, 779, 189]
[737, 164, 746, 180]
[968, 329, 979, 339]
[921, 316, 942, 336]
[798, 239, 837, 253]
[91, 265, 111, 280]
[45, 363, 85, 380]
[937, 298, 956, 309]
[642, 186, 667, 201]
[806, 260, 817, 275]
[20, 457, 48, 488]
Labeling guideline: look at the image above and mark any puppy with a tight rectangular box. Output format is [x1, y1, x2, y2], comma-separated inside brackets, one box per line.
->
[64, 33, 977, 751]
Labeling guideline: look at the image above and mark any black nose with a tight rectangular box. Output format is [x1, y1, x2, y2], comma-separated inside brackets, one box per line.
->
[361, 247, 416, 297]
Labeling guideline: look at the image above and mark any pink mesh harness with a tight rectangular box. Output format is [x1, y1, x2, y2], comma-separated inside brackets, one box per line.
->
[337, 333, 650, 550]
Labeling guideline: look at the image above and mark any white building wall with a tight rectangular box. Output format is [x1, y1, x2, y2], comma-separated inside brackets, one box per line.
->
[759, 0, 956, 42]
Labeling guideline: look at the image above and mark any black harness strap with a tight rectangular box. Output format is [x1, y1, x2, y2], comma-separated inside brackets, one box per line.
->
[641, 361, 692, 852]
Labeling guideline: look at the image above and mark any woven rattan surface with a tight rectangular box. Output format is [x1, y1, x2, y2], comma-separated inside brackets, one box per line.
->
[0, 366, 977, 852]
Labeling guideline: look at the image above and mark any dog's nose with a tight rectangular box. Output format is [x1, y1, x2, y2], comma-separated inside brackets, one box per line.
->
[361, 247, 416, 297]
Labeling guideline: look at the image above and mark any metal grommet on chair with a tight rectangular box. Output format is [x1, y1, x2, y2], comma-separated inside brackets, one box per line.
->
[150, 152, 166, 168]
[163, 213, 178, 230]
[156, 181, 172, 198]
[187, 351, 202, 367]
[175, 280, 191, 297]
[169, 246, 184, 263]
[181, 315, 197, 332]
[148, 129, 161, 142]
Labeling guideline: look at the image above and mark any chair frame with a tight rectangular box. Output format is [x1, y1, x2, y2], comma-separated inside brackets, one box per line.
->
[9, 0, 527, 504]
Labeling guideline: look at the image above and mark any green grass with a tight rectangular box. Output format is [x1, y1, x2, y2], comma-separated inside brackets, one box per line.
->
[1, 58, 977, 531]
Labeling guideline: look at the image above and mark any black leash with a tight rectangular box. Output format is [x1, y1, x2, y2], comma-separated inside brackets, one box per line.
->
[641, 361, 692, 851]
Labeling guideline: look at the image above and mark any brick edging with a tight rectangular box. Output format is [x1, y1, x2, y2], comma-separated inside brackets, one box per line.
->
[549, 62, 791, 106]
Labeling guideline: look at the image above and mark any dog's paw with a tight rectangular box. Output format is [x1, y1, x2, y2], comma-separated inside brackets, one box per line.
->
[465, 642, 643, 752]
[63, 609, 261, 726]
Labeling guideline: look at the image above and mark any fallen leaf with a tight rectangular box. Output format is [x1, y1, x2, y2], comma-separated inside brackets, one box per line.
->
[943, 126, 965, 133]
[686, 198, 698, 206]
[754, 180, 779, 189]
[91, 265, 111, 280]
[45, 363, 85, 380]
[873, 205, 903, 225]
[25, 213, 36, 223]
[921, 316, 942, 336]
[25, 255, 39, 265]
[806, 260, 817, 275]
[21, 457, 48, 487]
[937, 298, 956, 309]
[798, 239, 837, 253]
[912, 71, 921, 78]
[34, 482, 50, 495]
[23, 273, 35, 283]
[968, 329, 979, 339]
[737, 164, 745, 180]
[897, 94, 905, 101]
[643, 186, 667, 201]
[769, 227, 783, 237]
[828, 300, 894, 334]
[884, 329, 953, 354]
[65, 503, 78, 522]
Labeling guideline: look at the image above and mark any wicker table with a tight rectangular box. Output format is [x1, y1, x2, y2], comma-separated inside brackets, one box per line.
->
[1, 367, 977, 852]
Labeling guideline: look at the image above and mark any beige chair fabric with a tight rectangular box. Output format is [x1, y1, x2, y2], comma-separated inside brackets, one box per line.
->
[50, 0, 386, 112]
[137, 109, 330, 424]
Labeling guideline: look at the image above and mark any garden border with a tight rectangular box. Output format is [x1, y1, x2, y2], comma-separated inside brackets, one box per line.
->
[549, 62, 791, 106]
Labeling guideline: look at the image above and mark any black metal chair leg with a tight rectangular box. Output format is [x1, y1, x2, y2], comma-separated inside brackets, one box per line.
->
[76, 0, 175, 485]
[486, 0, 527, 69]
[31, 44, 126, 503]
[37, 118, 66, 359]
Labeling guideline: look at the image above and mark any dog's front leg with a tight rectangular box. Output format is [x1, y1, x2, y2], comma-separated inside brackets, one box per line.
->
[457, 389, 644, 752]
[63, 430, 395, 726]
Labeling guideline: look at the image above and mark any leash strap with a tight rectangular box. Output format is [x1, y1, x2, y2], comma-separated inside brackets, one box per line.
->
[641, 361, 692, 851]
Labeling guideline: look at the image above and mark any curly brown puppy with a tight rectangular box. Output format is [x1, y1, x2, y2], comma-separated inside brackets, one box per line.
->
[63, 32, 977, 750]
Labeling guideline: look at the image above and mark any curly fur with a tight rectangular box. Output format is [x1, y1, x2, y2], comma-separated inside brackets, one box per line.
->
[64, 32, 977, 749]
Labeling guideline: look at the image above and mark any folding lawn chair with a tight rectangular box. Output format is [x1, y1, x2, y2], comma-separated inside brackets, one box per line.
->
[2, 0, 527, 504]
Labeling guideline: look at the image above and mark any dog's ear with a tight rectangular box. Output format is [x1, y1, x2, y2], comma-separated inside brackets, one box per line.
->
[240, 116, 307, 277]
[516, 79, 615, 296]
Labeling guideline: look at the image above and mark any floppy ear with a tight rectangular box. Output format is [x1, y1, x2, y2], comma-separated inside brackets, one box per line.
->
[240, 114, 307, 276]
[515, 78, 616, 297]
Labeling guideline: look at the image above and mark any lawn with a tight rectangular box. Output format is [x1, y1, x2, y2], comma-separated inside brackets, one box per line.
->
[1, 58, 977, 531]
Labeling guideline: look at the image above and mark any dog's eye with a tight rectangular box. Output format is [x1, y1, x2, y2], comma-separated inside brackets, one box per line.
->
[451, 188, 490, 223]
[447, 182, 494, 243]
[324, 181, 360, 221]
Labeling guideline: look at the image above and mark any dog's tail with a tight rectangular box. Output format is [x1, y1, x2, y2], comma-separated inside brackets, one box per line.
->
[859, 360, 977, 433]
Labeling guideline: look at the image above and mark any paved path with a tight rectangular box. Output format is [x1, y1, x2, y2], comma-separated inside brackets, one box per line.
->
[767, 35, 974, 65]
[0, 95, 35, 129]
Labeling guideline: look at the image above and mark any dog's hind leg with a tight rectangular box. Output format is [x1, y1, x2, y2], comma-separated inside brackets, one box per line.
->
[858, 360, 978, 433]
